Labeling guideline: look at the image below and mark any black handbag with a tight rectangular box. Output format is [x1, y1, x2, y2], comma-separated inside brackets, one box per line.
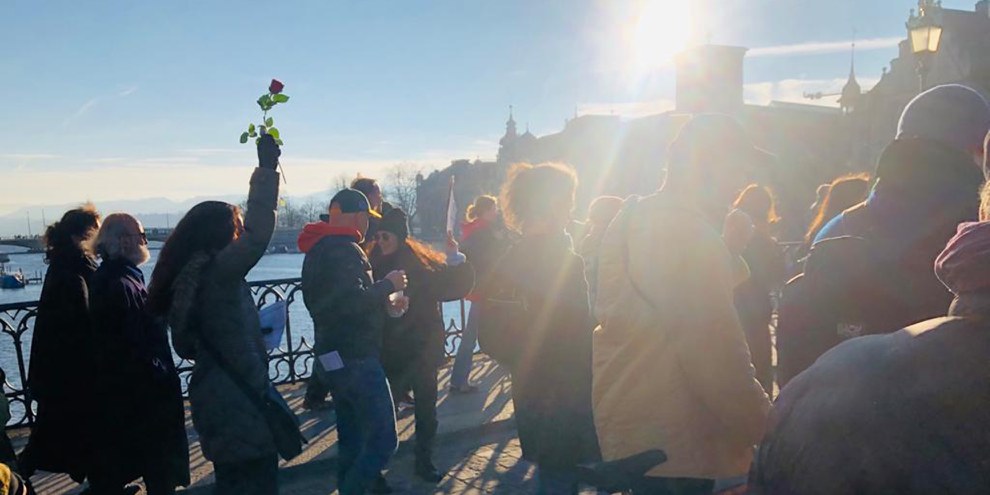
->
[477, 285, 529, 369]
[188, 263, 307, 461]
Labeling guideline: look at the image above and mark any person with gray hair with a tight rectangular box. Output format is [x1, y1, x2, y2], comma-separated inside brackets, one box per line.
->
[88, 213, 189, 495]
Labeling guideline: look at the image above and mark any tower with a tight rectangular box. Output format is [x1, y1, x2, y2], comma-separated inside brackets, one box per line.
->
[839, 41, 861, 114]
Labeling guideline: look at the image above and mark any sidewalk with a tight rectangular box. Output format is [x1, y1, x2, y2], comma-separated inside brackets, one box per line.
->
[14, 356, 535, 494]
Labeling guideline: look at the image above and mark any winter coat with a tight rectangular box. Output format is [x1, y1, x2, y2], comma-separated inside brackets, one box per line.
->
[299, 223, 395, 359]
[89, 257, 189, 487]
[484, 232, 600, 470]
[168, 167, 280, 464]
[460, 219, 509, 302]
[592, 192, 771, 479]
[23, 251, 99, 478]
[751, 301, 990, 493]
[777, 139, 982, 385]
[373, 245, 474, 375]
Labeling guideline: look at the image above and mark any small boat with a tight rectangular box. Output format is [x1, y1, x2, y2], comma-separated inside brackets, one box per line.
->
[0, 272, 25, 289]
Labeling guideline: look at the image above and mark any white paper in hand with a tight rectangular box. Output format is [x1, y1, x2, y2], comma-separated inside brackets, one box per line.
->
[318, 351, 345, 372]
[259, 300, 287, 351]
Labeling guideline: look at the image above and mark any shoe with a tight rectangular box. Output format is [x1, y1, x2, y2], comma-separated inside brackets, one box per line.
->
[303, 397, 334, 411]
[396, 400, 416, 417]
[415, 458, 443, 483]
[370, 474, 393, 494]
[449, 384, 480, 394]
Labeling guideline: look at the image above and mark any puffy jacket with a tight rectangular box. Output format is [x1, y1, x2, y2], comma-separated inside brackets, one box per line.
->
[168, 167, 280, 464]
[299, 223, 395, 359]
[592, 192, 770, 479]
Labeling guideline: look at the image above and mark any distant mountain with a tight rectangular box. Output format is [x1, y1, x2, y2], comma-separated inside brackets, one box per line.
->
[0, 192, 294, 236]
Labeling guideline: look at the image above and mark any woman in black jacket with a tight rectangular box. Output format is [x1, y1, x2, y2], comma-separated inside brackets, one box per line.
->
[484, 163, 600, 494]
[20, 205, 101, 484]
[368, 208, 474, 484]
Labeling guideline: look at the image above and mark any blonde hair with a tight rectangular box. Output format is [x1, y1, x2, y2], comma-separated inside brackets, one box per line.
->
[980, 181, 990, 221]
[466, 195, 498, 222]
[500, 162, 578, 232]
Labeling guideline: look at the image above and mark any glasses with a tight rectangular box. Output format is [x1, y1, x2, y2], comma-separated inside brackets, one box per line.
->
[125, 232, 148, 244]
[374, 232, 392, 243]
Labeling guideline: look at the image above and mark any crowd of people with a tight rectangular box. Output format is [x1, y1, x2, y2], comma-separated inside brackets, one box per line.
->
[9, 82, 990, 494]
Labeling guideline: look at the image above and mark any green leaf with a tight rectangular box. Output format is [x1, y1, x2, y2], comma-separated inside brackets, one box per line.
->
[265, 117, 274, 127]
[275, 138, 284, 146]
[268, 127, 280, 139]
[239, 132, 249, 144]
[255, 137, 261, 145]
[257, 94, 274, 111]
[249, 131, 258, 138]
[248, 123, 256, 134]
[273, 94, 289, 103]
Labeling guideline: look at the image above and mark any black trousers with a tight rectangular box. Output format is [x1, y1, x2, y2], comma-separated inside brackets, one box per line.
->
[213, 455, 278, 495]
[630, 476, 714, 495]
[388, 359, 439, 459]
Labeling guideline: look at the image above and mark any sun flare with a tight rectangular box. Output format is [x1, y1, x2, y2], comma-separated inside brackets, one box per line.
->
[630, 0, 698, 73]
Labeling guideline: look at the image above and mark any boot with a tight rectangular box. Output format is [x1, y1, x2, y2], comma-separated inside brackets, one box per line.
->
[369, 473, 393, 494]
[415, 456, 443, 483]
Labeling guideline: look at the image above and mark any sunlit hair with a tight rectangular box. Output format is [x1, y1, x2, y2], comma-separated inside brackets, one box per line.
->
[500, 162, 578, 233]
[367, 236, 446, 273]
[466, 195, 498, 222]
[43, 203, 100, 263]
[733, 184, 780, 225]
[805, 173, 871, 245]
[94, 213, 136, 259]
[980, 181, 990, 221]
[350, 177, 379, 199]
[148, 201, 241, 315]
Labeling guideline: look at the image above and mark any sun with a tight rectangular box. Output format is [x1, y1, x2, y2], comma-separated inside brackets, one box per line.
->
[630, 0, 698, 73]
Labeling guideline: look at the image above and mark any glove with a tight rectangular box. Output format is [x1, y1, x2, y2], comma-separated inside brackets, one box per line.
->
[257, 133, 281, 170]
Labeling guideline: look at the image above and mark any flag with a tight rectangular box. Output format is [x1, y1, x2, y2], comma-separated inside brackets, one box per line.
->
[445, 176, 457, 236]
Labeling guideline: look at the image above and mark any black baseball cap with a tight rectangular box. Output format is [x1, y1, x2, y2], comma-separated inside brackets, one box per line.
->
[330, 189, 382, 219]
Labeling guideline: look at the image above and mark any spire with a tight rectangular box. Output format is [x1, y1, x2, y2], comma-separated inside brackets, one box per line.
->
[500, 104, 518, 147]
[839, 38, 861, 114]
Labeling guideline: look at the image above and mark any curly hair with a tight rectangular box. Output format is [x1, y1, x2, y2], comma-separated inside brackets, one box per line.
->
[500, 162, 578, 233]
[42, 203, 101, 262]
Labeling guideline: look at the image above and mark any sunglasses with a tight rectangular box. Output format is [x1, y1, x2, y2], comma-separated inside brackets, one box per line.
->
[126, 232, 148, 244]
[374, 232, 393, 243]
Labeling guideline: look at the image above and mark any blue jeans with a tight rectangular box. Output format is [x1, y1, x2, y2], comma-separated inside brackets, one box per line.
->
[451, 302, 479, 388]
[321, 357, 398, 495]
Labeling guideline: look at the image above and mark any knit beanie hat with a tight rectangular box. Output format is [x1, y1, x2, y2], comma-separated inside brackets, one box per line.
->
[379, 208, 410, 240]
[896, 84, 990, 154]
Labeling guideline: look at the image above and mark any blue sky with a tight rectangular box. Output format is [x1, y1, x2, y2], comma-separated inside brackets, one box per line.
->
[0, 0, 965, 211]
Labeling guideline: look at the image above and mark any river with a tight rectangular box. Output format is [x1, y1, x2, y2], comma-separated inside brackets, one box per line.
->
[0, 245, 470, 424]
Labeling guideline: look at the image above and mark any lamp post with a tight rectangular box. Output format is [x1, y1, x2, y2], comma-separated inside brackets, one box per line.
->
[907, 0, 943, 92]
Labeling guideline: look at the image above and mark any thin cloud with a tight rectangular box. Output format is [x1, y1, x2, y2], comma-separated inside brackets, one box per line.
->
[62, 98, 100, 128]
[744, 77, 881, 106]
[118, 86, 139, 97]
[0, 154, 61, 160]
[749, 37, 902, 58]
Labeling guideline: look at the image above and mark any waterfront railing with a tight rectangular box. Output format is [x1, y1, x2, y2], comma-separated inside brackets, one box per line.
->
[0, 277, 469, 429]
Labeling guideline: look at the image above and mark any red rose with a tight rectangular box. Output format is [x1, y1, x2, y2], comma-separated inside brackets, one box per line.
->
[269, 79, 284, 95]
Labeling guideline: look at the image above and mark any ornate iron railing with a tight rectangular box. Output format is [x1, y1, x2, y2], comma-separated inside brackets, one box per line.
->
[0, 277, 469, 429]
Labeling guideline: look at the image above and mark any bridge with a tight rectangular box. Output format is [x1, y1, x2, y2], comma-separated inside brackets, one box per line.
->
[0, 228, 301, 252]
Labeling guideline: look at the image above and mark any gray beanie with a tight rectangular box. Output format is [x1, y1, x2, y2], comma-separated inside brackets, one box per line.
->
[896, 84, 990, 153]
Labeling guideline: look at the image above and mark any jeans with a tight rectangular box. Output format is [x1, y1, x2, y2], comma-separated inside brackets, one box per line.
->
[451, 302, 480, 388]
[322, 357, 398, 495]
[213, 455, 278, 495]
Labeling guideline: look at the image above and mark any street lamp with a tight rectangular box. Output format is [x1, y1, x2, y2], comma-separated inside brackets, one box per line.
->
[907, 0, 943, 92]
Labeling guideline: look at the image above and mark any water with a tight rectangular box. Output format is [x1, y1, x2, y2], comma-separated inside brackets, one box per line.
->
[0, 245, 469, 425]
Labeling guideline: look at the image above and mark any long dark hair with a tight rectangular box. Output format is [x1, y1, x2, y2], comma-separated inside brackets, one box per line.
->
[805, 174, 871, 245]
[733, 184, 780, 226]
[148, 201, 241, 315]
[367, 237, 445, 273]
[43, 204, 100, 263]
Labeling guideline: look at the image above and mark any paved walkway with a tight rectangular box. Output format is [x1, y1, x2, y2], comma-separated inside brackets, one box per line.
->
[14, 356, 572, 494]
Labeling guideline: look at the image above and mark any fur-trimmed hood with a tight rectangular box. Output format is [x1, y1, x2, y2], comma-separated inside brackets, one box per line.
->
[167, 252, 212, 360]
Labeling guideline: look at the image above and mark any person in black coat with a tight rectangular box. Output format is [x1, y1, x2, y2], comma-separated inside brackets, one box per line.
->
[369, 208, 474, 483]
[485, 163, 600, 494]
[20, 206, 102, 485]
[89, 214, 189, 495]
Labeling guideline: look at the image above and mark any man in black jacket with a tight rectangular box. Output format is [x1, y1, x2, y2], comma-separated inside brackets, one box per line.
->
[298, 189, 407, 495]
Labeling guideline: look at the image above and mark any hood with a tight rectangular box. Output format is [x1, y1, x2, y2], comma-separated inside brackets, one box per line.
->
[461, 218, 490, 241]
[936, 221, 990, 295]
[297, 222, 362, 253]
[166, 252, 212, 360]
